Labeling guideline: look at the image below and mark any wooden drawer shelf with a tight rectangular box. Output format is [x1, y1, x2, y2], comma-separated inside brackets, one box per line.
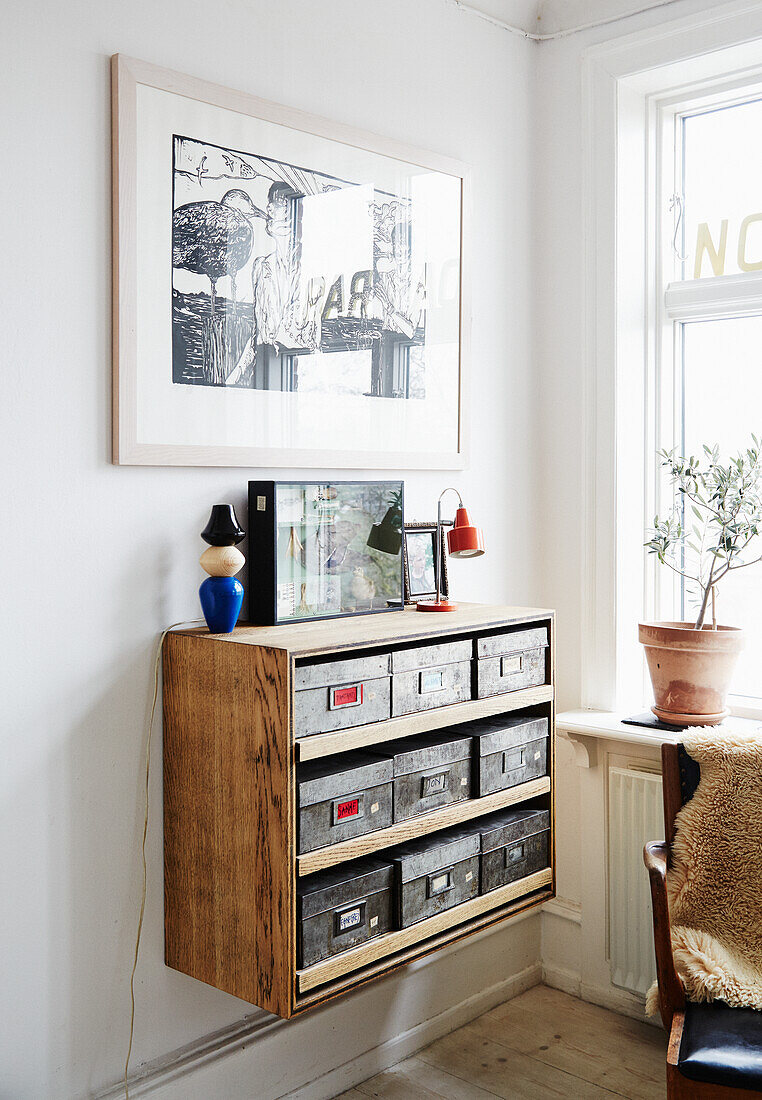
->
[163, 602, 556, 1019]
[296, 683, 554, 761]
[298, 867, 553, 992]
[297, 776, 551, 875]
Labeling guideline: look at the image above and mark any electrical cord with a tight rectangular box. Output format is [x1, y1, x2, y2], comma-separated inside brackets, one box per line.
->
[124, 619, 204, 1100]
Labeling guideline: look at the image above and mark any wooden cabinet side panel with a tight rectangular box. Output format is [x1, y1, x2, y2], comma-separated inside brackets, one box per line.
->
[163, 634, 293, 1017]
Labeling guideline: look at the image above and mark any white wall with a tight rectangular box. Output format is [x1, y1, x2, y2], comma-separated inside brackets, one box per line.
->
[0, 2, 541, 1097]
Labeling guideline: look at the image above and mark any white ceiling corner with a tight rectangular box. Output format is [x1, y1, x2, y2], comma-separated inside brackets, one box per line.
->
[459, 0, 685, 37]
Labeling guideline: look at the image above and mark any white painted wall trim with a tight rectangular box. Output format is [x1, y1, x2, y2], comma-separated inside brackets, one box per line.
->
[283, 961, 543, 1100]
[581, 0, 762, 713]
[450, 0, 686, 41]
[543, 896, 583, 925]
[93, 911, 541, 1100]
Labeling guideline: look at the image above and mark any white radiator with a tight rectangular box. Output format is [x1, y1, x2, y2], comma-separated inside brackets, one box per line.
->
[608, 766, 663, 997]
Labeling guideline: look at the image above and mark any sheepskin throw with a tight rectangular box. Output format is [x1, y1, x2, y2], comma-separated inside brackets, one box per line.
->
[647, 726, 762, 1015]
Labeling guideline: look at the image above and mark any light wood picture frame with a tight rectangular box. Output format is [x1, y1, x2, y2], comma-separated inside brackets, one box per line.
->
[112, 55, 470, 468]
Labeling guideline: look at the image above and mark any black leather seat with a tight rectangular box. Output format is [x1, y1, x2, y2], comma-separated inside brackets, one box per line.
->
[679, 1001, 762, 1090]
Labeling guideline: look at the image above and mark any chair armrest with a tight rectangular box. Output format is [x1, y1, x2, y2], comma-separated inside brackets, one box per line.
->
[644, 841, 685, 1029]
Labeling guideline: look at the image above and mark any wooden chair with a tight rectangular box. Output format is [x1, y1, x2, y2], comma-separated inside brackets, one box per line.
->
[644, 743, 762, 1098]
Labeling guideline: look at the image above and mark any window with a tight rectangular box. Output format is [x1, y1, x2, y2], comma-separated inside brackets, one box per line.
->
[656, 90, 762, 706]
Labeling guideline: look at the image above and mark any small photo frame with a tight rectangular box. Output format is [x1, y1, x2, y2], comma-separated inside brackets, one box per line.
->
[403, 522, 448, 604]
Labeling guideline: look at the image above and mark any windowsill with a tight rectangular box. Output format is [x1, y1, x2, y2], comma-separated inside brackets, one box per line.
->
[556, 709, 681, 748]
[556, 709, 761, 768]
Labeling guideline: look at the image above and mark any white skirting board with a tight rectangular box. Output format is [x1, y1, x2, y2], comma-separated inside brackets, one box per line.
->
[93, 911, 542, 1100]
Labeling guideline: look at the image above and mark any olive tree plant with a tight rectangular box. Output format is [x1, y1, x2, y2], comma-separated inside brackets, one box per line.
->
[646, 440, 762, 629]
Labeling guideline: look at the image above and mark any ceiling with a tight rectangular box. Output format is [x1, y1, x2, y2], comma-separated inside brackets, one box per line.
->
[462, 0, 683, 36]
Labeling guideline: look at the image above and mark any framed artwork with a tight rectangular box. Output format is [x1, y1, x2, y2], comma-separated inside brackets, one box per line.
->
[403, 522, 448, 604]
[112, 55, 470, 468]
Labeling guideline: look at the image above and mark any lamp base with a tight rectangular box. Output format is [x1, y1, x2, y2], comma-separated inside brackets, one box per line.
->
[416, 598, 458, 612]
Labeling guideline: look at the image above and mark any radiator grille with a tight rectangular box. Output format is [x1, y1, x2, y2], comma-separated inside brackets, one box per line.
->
[608, 766, 663, 996]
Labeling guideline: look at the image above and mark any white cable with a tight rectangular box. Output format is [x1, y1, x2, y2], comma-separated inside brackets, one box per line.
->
[124, 619, 204, 1100]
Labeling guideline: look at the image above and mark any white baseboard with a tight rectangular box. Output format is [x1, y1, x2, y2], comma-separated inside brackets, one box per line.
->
[283, 961, 543, 1100]
[541, 962, 581, 998]
[542, 964, 659, 1028]
[542, 896, 582, 924]
[93, 912, 542, 1100]
[92, 1013, 287, 1099]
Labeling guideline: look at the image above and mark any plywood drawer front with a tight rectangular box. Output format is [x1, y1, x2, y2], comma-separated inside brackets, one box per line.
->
[475, 629, 548, 700]
[294, 653, 391, 736]
[297, 752, 394, 854]
[376, 732, 472, 821]
[297, 858, 394, 967]
[391, 826, 480, 927]
[391, 641, 473, 717]
[479, 808, 550, 894]
[464, 715, 550, 797]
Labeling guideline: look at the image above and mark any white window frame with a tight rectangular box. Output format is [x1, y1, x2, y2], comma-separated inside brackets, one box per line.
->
[582, 0, 762, 717]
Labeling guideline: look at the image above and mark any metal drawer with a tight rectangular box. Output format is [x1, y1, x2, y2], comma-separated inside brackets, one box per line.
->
[391, 825, 480, 927]
[294, 653, 391, 737]
[479, 808, 550, 894]
[376, 732, 472, 821]
[391, 639, 473, 717]
[475, 628, 548, 700]
[476, 627, 548, 658]
[297, 857, 394, 967]
[297, 752, 394, 854]
[460, 715, 549, 797]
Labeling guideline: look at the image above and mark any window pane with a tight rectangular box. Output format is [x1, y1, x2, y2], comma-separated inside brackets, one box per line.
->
[683, 99, 762, 280]
[682, 316, 762, 697]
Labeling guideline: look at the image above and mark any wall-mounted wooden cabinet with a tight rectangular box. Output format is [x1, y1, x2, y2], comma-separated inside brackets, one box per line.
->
[163, 603, 555, 1019]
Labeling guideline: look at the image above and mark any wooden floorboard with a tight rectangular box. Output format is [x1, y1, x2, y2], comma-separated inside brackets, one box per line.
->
[351, 1056, 501, 1098]
[472, 985, 665, 1099]
[335, 985, 665, 1100]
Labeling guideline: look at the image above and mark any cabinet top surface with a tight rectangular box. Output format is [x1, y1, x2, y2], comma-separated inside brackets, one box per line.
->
[172, 602, 554, 656]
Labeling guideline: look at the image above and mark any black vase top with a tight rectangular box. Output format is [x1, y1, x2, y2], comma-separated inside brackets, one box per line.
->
[201, 504, 245, 546]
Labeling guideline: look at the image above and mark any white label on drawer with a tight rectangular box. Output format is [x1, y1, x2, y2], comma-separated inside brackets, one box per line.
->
[419, 669, 445, 693]
[370, 915, 379, 929]
[500, 654, 523, 676]
[257, 495, 267, 511]
[535, 751, 541, 761]
[465, 871, 473, 882]
[371, 802, 380, 814]
[338, 907, 362, 932]
[460, 777, 468, 787]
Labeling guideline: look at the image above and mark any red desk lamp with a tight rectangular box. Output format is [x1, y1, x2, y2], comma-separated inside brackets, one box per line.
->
[416, 488, 485, 612]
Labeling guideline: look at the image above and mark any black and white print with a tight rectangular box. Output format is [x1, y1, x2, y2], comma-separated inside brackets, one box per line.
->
[172, 136, 427, 398]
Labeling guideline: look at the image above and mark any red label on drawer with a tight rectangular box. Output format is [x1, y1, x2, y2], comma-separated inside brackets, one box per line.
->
[333, 685, 361, 707]
[336, 798, 360, 820]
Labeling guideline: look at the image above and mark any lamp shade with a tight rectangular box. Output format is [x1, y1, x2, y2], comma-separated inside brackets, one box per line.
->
[447, 506, 485, 558]
[366, 506, 403, 556]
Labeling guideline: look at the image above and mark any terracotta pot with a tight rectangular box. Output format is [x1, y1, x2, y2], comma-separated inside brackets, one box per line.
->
[638, 621, 745, 727]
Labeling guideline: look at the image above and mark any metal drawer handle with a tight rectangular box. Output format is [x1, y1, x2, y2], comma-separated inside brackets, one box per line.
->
[504, 843, 526, 868]
[332, 793, 365, 826]
[502, 747, 525, 773]
[421, 769, 449, 798]
[419, 668, 445, 694]
[329, 682, 364, 710]
[334, 900, 366, 936]
[427, 868, 453, 897]
[500, 654, 524, 676]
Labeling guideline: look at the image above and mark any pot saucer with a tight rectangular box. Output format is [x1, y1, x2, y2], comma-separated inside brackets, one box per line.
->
[651, 705, 729, 728]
